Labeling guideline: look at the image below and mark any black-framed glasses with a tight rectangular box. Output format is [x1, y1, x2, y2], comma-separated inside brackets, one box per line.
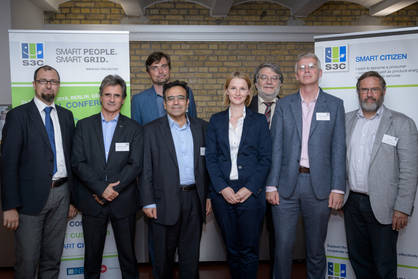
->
[36, 79, 60, 86]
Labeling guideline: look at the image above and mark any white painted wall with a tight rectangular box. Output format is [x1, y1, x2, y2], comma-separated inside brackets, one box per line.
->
[0, 0, 12, 104]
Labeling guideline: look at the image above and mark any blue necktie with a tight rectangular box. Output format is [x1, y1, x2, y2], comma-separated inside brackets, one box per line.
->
[44, 107, 57, 175]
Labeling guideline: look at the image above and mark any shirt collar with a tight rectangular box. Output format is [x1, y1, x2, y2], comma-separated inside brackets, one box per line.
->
[167, 114, 190, 130]
[258, 95, 276, 104]
[356, 105, 385, 120]
[34, 96, 56, 113]
[101, 112, 119, 123]
[228, 106, 246, 120]
[300, 89, 320, 104]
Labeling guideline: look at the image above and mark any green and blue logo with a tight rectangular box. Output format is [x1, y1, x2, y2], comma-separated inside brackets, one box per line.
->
[328, 262, 346, 278]
[324, 45, 348, 72]
[21, 42, 44, 66]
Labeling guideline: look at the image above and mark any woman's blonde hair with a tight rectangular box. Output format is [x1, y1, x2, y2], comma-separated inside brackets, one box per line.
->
[223, 72, 253, 106]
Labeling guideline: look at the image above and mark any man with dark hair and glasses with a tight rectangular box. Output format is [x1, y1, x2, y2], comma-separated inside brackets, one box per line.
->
[140, 80, 211, 278]
[131, 51, 197, 126]
[344, 71, 418, 278]
[1, 65, 77, 278]
[72, 74, 143, 278]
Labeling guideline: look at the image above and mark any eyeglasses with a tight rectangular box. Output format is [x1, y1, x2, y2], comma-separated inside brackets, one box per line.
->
[166, 95, 187, 102]
[36, 79, 60, 86]
[297, 63, 318, 71]
[258, 74, 280, 82]
[359, 87, 382, 95]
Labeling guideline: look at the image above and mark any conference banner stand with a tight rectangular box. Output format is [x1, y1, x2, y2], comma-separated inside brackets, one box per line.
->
[9, 30, 131, 278]
[315, 26, 418, 279]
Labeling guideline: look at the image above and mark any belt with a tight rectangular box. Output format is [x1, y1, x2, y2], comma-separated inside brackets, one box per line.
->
[350, 191, 368, 197]
[52, 177, 68, 188]
[298, 166, 310, 173]
[180, 184, 196, 191]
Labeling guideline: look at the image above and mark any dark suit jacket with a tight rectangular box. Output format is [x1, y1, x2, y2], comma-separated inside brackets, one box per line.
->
[247, 94, 280, 114]
[1, 99, 74, 215]
[139, 116, 209, 226]
[205, 108, 272, 197]
[71, 113, 143, 218]
[266, 89, 346, 199]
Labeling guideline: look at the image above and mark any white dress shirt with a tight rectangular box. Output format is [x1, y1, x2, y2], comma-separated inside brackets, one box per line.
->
[229, 107, 246, 180]
[34, 97, 67, 179]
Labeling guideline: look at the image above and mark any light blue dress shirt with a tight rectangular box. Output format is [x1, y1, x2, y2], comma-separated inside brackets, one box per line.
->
[348, 106, 384, 194]
[168, 115, 195, 185]
[101, 112, 119, 161]
[144, 115, 195, 209]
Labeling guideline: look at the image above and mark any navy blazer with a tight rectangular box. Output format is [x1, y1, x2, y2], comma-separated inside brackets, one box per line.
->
[205, 108, 272, 197]
[1, 100, 74, 215]
[131, 86, 197, 126]
[266, 89, 346, 199]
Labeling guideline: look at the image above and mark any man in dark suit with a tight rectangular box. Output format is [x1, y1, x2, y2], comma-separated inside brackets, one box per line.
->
[1, 65, 77, 279]
[140, 80, 210, 279]
[248, 62, 283, 274]
[266, 52, 346, 279]
[72, 75, 143, 279]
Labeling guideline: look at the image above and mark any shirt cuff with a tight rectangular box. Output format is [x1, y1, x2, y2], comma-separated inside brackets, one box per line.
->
[266, 186, 277, 192]
[331, 189, 345, 194]
[143, 204, 156, 209]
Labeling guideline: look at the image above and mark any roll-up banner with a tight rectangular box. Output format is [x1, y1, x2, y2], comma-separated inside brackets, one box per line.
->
[315, 26, 418, 279]
[9, 30, 131, 278]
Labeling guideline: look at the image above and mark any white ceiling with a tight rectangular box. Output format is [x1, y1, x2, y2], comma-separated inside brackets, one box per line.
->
[30, 0, 418, 18]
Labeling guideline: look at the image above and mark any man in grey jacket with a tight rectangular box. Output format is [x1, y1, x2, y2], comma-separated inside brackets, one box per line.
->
[344, 71, 418, 278]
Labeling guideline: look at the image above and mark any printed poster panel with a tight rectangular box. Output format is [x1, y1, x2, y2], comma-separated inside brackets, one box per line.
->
[9, 30, 130, 278]
[315, 27, 418, 279]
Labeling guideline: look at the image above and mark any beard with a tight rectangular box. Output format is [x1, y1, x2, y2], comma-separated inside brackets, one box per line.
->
[41, 92, 55, 103]
[359, 95, 384, 113]
[256, 84, 280, 101]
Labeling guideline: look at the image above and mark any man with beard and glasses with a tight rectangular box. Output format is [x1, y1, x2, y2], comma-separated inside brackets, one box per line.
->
[248, 63, 283, 127]
[131, 51, 197, 126]
[344, 71, 418, 278]
[1, 65, 77, 278]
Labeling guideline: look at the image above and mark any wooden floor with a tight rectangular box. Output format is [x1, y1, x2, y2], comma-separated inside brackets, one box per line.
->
[0, 261, 306, 278]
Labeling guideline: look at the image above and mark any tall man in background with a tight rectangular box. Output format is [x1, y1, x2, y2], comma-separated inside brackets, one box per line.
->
[266, 52, 346, 279]
[131, 51, 197, 126]
[344, 71, 418, 278]
[72, 75, 143, 279]
[1, 65, 77, 278]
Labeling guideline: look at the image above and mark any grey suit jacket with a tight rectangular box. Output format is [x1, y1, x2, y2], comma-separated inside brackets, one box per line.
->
[345, 106, 418, 224]
[266, 89, 346, 199]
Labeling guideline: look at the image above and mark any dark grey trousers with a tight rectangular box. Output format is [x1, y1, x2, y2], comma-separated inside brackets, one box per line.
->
[15, 183, 70, 279]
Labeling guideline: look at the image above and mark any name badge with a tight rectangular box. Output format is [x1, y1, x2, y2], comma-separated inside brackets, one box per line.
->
[200, 147, 206, 156]
[382, 134, 398, 146]
[316, 112, 330, 121]
[115, 142, 129, 152]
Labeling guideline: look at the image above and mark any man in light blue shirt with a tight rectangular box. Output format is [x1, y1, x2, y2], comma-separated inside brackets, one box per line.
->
[344, 71, 418, 278]
[72, 75, 143, 279]
[140, 80, 211, 279]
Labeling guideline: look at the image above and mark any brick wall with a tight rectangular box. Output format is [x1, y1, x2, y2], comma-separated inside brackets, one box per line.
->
[130, 41, 313, 119]
[45, 0, 125, 24]
[46, 0, 418, 120]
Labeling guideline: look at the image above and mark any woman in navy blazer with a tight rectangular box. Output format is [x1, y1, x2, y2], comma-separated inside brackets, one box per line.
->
[206, 72, 272, 279]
